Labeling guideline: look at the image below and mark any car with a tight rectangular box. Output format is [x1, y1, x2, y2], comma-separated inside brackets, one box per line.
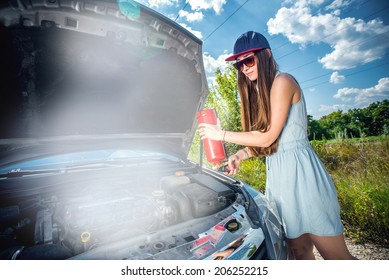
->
[0, 0, 287, 260]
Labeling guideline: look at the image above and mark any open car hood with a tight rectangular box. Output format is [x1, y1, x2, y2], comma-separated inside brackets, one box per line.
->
[0, 0, 208, 155]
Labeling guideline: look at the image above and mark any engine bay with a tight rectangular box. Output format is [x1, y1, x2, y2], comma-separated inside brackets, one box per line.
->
[0, 165, 238, 259]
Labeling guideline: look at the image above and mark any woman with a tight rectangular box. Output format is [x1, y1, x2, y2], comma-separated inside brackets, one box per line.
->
[198, 31, 356, 260]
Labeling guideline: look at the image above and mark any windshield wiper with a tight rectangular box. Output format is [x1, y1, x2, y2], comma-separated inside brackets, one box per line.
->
[0, 168, 63, 178]
[0, 162, 120, 178]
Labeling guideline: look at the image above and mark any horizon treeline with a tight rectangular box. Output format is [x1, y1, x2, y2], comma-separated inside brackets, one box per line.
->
[308, 99, 388, 140]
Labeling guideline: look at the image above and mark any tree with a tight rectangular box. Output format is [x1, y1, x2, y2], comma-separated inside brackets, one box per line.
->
[189, 66, 242, 163]
[366, 99, 389, 136]
[204, 66, 243, 156]
[308, 115, 329, 140]
[320, 110, 351, 139]
[347, 108, 367, 137]
[206, 67, 240, 130]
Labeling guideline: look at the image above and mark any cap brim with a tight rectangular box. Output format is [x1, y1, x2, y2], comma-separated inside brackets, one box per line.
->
[225, 48, 264, 61]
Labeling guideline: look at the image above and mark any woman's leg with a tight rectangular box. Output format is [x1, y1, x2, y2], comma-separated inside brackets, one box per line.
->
[309, 233, 357, 260]
[287, 233, 315, 260]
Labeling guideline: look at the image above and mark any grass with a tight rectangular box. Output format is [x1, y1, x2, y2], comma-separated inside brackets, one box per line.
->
[312, 137, 389, 246]
[234, 137, 389, 246]
[234, 157, 267, 194]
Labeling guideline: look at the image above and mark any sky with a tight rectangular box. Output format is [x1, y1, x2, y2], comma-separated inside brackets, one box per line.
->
[134, 0, 389, 119]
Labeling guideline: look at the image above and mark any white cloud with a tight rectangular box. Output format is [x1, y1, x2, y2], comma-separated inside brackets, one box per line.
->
[308, 87, 316, 92]
[325, 0, 353, 11]
[177, 22, 203, 39]
[267, 0, 389, 70]
[175, 0, 228, 24]
[128, 1, 204, 40]
[143, 0, 178, 8]
[178, 10, 204, 22]
[319, 104, 349, 116]
[330, 71, 345, 84]
[334, 77, 389, 106]
[202, 52, 231, 85]
[187, 0, 227, 15]
[203, 52, 229, 72]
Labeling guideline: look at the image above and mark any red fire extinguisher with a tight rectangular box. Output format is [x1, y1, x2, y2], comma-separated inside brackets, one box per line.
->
[196, 109, 226, 164]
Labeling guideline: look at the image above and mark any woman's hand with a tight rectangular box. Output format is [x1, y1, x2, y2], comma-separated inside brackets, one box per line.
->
[225, 153, 242, 175]
[198, 120, 224, 141]
[224, 149, 250, 175]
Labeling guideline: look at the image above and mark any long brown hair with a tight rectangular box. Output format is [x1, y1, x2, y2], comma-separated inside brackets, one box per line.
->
[237, 49, 279, 157]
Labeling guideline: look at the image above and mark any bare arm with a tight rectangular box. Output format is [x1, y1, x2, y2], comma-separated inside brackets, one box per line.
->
[199, 73, 300, 148]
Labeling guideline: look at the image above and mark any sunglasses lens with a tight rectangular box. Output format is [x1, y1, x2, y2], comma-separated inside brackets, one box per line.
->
[234, 56, 255, 71]
[245, 57, 255, 67]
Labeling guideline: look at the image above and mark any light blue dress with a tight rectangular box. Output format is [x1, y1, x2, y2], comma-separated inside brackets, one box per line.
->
[265, 81, 344, 239]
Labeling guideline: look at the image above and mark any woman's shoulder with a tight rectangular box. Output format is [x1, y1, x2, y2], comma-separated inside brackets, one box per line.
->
[275, 72, 299, 84]
[273, 72, 299, 90]
[273, 72, 301, 103]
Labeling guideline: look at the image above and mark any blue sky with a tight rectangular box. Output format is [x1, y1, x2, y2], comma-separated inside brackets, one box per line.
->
[135, 0, 389, 119]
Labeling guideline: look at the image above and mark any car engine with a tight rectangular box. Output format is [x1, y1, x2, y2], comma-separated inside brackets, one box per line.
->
[0, 167, 236, 259]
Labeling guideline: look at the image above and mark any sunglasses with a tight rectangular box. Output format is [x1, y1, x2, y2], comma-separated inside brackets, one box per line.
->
[233, 56, 256, 71]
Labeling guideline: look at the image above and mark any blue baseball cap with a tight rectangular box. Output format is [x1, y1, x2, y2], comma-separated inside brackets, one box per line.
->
[225, 31, 270, 61]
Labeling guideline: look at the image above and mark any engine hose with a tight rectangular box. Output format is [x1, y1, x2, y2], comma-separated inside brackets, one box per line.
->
[11, 246, 25, 260]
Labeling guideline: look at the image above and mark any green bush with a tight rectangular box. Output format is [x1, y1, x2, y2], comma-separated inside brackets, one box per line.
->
[312, 137, 389, 246]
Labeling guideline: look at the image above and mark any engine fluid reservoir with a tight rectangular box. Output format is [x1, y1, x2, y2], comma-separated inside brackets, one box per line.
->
[196, 109, 226, 164]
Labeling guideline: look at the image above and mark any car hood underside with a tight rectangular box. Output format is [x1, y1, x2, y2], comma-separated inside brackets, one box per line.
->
[0, 0, 208, 154]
